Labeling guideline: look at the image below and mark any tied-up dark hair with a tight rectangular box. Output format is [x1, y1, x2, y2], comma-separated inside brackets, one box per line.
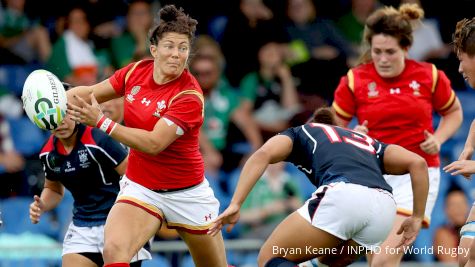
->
[453, 17, 475, 56]
[149, 5, 198, 45]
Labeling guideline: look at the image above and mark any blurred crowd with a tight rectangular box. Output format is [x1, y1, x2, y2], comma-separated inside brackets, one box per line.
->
[0, 0, 475, 265]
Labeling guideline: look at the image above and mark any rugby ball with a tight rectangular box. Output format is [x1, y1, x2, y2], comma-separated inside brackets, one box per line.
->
[21, 70, 67, 130]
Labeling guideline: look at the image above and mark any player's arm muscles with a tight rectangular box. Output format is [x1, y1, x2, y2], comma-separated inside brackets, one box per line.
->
[67, 79, 120, 106]
[231, 135, 293, 206]
[40, 178, 65, 211]
[383, 145, 429, 219]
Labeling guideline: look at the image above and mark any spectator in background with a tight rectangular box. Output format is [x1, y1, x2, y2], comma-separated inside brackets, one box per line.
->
[332, 4, 463, 266]
[239, 162, 302, 239]
[0, 114, 25, 198]
[0, 0, 51, 64]
[47, 6, 105, 86]
[240, 41, 301, 141]
[402, 0, 452, 62]
[110, 0, 153, 69]
[336, 0, 380, 62]
[433, 187, 469, 263]
[190, 35, 262, 175]
[285, 0, 350, 106]
[220, 0, 288, 87]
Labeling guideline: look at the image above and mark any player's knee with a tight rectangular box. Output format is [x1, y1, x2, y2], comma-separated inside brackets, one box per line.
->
[103, 239, 129, 262]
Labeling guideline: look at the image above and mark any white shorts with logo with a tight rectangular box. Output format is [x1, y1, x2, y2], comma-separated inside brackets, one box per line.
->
[384, 167, 439, 226]
[62, 223, 152, 262]
[297, 182, 396, 249]
[117, 176, 220, 233]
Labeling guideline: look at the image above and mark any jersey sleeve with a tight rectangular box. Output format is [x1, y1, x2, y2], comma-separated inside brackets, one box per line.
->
[108, 62, 136, 96]
[164, 94, 204, 132]
[91, 129, 128, 167]
[278, 127, 298, 162]
[332, 74, 356, 121]
[432, 70, 456, 114]
[39, 153, 60, 181]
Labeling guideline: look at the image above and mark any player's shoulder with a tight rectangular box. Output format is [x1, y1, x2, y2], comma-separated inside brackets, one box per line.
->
[40, 135, 55, 155]
[405, 59, 434, 72]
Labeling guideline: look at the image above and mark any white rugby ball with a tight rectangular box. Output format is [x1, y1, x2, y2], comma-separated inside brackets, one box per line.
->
[21, 70, 67, 130]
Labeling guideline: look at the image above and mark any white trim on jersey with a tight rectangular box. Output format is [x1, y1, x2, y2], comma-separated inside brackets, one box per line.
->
[85, 145, 112, 185]
[85, 144, 119, 165]
[302, 125, 317, 153]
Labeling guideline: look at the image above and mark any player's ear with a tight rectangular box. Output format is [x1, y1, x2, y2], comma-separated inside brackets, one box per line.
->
[150, 45, 158, 58]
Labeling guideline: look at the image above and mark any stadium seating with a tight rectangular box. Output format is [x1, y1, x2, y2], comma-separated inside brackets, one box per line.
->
[0, 65, 39, 97]
[8, 116, 49, 157]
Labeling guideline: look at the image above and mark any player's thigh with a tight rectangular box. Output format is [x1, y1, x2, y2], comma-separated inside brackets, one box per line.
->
[177, 229, 227, 267]
[62, 253, 98, 267]
[104, 202, 161, 256]
[258, 211, 343, 266]
[367, 214, 407, 265]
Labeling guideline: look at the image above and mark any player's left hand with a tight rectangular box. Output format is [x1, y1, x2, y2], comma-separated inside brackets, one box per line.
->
[207, 203, 241, 237]
[443, 160, 475, 178]
[396, 216, 422, 248]
[67, 93, 103, 127]
[420, 130, 441, 155]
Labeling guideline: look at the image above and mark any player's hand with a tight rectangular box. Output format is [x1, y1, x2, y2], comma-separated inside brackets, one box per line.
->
[458, 146, 474, 161]
[353, 120, 368, 134]
[396, 216, 422, 248]
[443, 160, 475, 178]
[29, 195, 43, 224]
[67, 93, 103, 127]
[419, 130, 441, 155]
[207, 203, 241, 237]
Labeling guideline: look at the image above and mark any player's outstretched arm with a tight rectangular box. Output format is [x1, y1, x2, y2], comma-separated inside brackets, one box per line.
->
[66, 79, 119, 106]
[383, 145, 429, 247]
[208, 135, 293, 236]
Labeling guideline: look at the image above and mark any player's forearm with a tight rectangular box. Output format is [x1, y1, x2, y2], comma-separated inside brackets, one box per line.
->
[408, 159, 429, 219]
[230, 151, 269, 206]
[40, 187, 64, 212]
[110, 123, 169, 155]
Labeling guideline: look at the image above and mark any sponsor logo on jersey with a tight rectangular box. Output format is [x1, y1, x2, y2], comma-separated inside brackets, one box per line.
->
[141, 97, 151, 106]
[126, 86, 141, 103]
[389, 88, 401, 94]
[153, 100, 167, 118]
[409, 80, 421, 96]
[367, 82, 379, 98]
[65, 161, 76, 172]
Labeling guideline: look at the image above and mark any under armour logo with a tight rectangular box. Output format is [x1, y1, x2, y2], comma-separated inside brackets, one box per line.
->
[141, 98, 151, 106]
[389, 88, 400, 94]
[204, 213, 212, 221]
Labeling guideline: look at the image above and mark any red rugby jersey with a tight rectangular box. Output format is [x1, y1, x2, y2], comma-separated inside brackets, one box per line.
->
[332, 59, 456, 167]
[109, 60, 205, 189]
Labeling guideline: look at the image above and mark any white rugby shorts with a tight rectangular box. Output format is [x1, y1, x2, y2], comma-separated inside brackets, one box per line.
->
[62, 222, 152, 262]
[297, 182, 396, 250]
[116, 176, 220, 234]
[384, 167, 440, 226]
